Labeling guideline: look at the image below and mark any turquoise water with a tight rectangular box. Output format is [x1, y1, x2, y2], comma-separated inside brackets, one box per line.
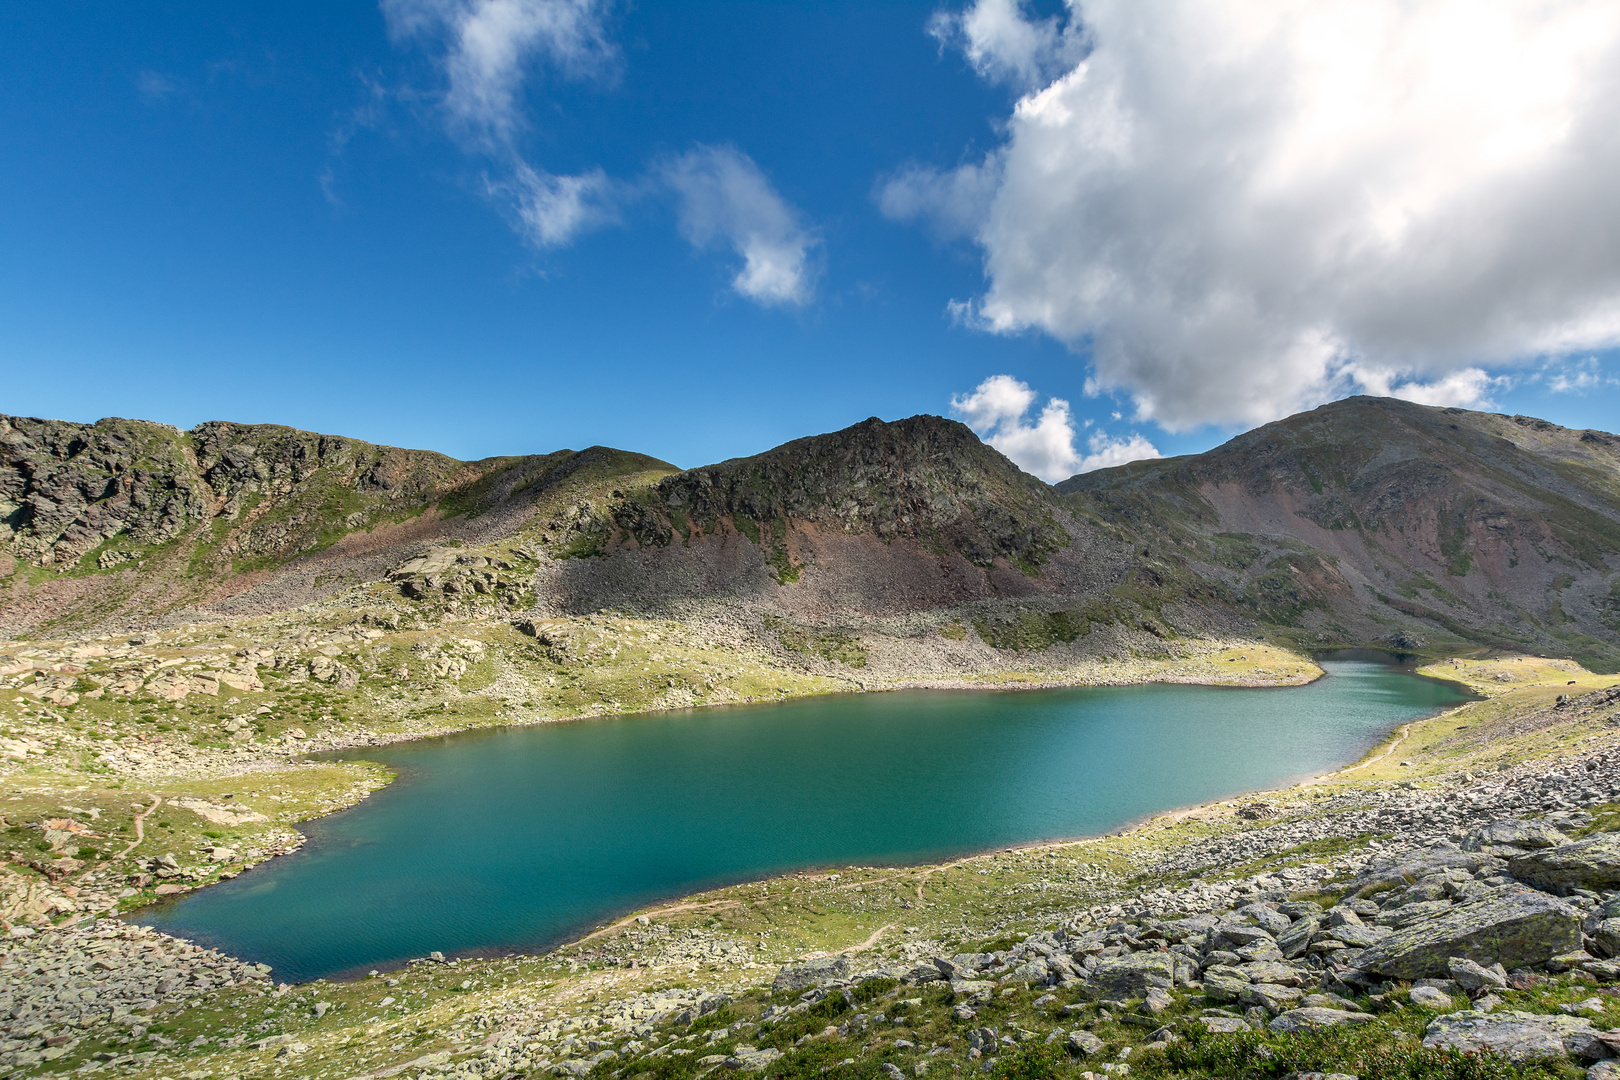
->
[141, 657, 1466, 981]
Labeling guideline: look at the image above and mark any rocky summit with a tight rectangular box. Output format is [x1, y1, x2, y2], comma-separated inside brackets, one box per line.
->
[3, 395, 1620, 1080]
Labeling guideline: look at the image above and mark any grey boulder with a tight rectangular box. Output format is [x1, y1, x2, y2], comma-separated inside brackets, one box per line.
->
[1464, 819, 1571, 853]
[1510, 834, 1620, 894]
[1345, 849, 1497, 899]
[1447, 956, 1508, 991]
[1197, 1016, 1252, 1033]
[1267, 1008, 1376, 1034]
[1423, 1010, 1607, 1062]
[773, 957, 850, 992]
[1351, 890, 1582, 979]
[728, 1047, 783, 1073]
[1083, 951, 1175, 1001]
[1200, 965, 1250, 1003]
[1066, 1030, 1104, 1056]
[1277, 918, 1319, 960]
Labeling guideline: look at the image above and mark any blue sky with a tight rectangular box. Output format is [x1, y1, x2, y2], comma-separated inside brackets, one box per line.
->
[4, 1, 1618, 479]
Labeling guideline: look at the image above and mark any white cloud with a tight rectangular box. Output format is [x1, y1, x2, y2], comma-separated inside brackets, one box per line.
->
[1542, 356, 1612, 394]
[926, 0, 1075, 91]
[877, 160, 1001, 242]
[1349, 366, 1504, 409]
[905, 0, 1620, 432]
[136, 70, 181, 102]
[950, 374, 1161, 481]
[1075, 431, 1164, 474]
[661, 146, 818, 307]
[500, 163, 618, 246]
[382, 0, 615, 146]
[381, 0, 622, 247]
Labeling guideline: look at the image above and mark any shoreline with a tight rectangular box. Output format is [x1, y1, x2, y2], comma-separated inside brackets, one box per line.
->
[8, 663, 1620, 1080]
[129, 653, 1454, 982]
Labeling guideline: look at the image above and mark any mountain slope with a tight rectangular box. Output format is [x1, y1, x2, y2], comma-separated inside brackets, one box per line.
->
[0, 414, 676, 635]
[5, 399, 1617, 671]
[1059, 396, 1620, 668]
[513, 414, 1135, 621]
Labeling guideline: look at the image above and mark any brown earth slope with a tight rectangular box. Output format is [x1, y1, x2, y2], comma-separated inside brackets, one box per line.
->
[1059, 396, 1620, 669]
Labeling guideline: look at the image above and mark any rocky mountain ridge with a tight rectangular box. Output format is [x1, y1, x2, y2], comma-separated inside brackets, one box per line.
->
[3, 398, 1618, 671]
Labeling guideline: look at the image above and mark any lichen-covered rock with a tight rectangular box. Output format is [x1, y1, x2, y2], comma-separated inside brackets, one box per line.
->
[1197, 1016, 1252, 1033]
[727, 1047, 783, 1072]
[1243, 983, 1305, 1011]
[1423, 1010, 1604, 1062]
[1083, 951, 1175, 1000]
[1201, 966, 1250, 1003]
[1277, 917, 1319, 959]
[1319, 923, 1388, 949]
[1238, 961, 1311, 987]
[1344, 849, 1499, 899]
[1351, 890, 1581, 978]
[1066, 1030, 1105, 1056]
[773, 957, 850, 992]
[1464, 819, 1571, 853]
[1409, 985, 1455, 1010]
[1592, 918, 1620, 959]
[1510, 835, 1620, 894]
[1268, 1008, 1376, 1034]
[1448, 956, 1508, 991]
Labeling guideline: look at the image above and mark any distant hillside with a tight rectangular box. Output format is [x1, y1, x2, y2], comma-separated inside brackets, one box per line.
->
[1059, 396, 1620, 668]
[4, 399, 1618, 670]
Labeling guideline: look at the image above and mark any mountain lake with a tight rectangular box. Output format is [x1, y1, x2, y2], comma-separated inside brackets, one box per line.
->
[140, 654, 1469, 981]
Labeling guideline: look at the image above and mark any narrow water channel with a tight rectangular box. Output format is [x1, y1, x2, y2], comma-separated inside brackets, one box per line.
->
[141, 655, 1467, 981]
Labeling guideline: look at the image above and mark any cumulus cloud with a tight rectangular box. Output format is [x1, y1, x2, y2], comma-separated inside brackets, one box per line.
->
[661, 146, 818, 306]
[1074, 431, 1164, 474]
[382, 0, 616, 146]
[926, 0, 1076, 91]
[897, 0, 1620, 431]
[950, 374, 1160, 481]
[1348, 366, 1504, 409]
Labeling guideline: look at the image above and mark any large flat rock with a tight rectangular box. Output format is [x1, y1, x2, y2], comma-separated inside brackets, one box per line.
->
[1083, 951, 1175, 1000]
[1510, 834, 1620, 893]
[1463, 819, 1571, 853]
[1423, 1010, 1602, 1062]
[1269, 1008, 1375, 1034]
[773, 957, 850, 992]
[1351, 890, 1581, 979]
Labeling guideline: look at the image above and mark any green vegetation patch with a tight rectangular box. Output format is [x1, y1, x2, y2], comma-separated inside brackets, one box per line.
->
[1146, 1020, 1529, 1080]
[764, 615, 867, 668]
[973, 609, 1087, 651]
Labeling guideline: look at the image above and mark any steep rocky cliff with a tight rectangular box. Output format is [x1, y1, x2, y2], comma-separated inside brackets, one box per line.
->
[0, 416, 656, 634]
[0, 415, 471, 570]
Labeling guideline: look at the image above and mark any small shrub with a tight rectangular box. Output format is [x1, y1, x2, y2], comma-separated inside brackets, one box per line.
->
[853, 978, 897, 1004]
[988, 1043, 1069, 1080]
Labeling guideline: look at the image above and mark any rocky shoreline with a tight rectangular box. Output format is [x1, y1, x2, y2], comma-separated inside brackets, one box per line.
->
[0, 675, 1614, 1079]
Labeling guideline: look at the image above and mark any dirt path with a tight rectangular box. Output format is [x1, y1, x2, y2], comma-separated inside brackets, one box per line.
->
[1332, 721, 1416, 777]
[837, 923, 895, 956]
[115, 795, 162, 859]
